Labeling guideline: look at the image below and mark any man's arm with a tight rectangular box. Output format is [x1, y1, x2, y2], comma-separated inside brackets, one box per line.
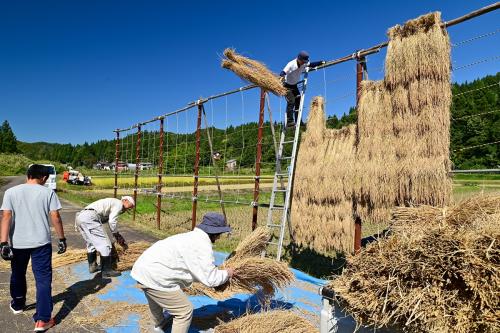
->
[50, 210, 65, 239]
[308, 60, 326, 69]
[185, 248, 230, 287]
[1, 210, 12, 243]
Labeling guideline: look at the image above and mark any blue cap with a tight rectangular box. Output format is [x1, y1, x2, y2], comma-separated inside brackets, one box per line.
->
[297, 51, 309, 62]
[197, 212, 232, 234]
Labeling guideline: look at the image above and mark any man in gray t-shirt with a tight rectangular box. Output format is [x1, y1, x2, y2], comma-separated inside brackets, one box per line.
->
[0, 164, 67, 332]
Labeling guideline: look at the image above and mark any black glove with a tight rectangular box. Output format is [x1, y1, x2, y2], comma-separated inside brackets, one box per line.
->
[113, 232, 128, 250]
[1, 242, 13, 260]
[57, 238, 67, 254]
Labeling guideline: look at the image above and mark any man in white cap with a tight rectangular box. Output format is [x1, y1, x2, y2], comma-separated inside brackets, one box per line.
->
[131, 212, 235, 333]
[280, 51, 325, 127]
[75, 196, 135, 278]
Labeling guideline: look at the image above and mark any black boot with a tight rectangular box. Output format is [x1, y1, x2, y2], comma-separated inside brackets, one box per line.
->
[87, 251, 100, 273]
[101, 256, 120, 278]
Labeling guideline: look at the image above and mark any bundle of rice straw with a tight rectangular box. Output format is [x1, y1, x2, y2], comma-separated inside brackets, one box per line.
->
[186, 227, 294, 300]
[221, 48, 287, 96]
[214, 310, 318, 333]
[115, 241, 151, 271]
[330, 194, 500, 332]
[226, 226, 270, 263]
[354, 81, 395, 224]
[292, 96, 356, 253]
[384, 12, 452, 207]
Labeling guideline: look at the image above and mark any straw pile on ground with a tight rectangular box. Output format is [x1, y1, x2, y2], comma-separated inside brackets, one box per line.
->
[0, 248, 88, 270]
[329, 194, 500, 332]
[214, 310, 318, 333]
[0, 242, 152, 271]
[222, 48, 287, 96]
[186, 227, 294, 300]
[292, 96, 356, 253]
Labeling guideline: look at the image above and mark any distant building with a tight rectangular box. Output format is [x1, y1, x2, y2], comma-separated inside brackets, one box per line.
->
[93, 162, 111, 170]
[226, 159, 237, 171]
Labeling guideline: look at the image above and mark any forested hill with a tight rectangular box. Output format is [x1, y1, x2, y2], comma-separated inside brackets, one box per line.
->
[15, 73, 500, 170]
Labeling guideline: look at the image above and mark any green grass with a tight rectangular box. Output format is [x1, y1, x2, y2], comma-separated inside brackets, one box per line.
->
[452, 173, 500, 181]
[0, 153, 66, 176]
[57, 173, 500, 279]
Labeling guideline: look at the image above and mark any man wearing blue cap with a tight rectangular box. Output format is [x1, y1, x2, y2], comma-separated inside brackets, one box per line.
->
[280, 51, 325, 127]
[131, 212, 235, 333]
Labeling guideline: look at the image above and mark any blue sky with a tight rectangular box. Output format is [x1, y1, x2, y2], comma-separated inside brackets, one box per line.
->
[0, 0, 499, 144]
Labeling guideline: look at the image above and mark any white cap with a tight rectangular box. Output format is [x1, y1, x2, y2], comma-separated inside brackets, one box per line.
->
[121, 196, 135, 206]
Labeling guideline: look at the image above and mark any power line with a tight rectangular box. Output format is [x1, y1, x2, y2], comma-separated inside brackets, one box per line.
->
[451, 28, 500, 47]
[452, 55, 500, 71]
[453, 81, 500, 97]
[452, 109, 500, 121]
[453, 140, 500, 152]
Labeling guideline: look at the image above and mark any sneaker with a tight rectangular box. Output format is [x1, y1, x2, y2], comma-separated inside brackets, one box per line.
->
[34, 318, 55, 332]
[9, 302, 24, 314]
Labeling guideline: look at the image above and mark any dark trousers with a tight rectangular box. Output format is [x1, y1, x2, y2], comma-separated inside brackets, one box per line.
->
[285, 83, 301, 123]
[10, 243, 53, 322]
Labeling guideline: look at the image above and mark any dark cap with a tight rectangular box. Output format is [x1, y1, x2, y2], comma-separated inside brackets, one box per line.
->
[197, 212, 232, 234]
[297, 51, 309, 62]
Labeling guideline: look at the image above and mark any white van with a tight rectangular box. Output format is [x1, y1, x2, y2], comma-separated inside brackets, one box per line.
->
[42, 164, 57, 191]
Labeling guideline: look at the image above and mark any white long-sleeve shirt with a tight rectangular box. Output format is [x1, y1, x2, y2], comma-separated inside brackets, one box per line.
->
[282, 59, 308, 85]
[131, 228, 229, 291]
[84, 198, 123, 232]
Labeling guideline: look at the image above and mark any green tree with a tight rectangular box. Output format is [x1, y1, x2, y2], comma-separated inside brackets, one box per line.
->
[0, 120, 18, 153]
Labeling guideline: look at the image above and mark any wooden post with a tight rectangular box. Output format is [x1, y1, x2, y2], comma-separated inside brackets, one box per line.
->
[192, 104, 203, 229]
[113, 130, 120, 199]
[156, 118, 164, 230]
[354, 57, 365, 253]
[252, 89, 266, 230]
[133, 125, 141, 221]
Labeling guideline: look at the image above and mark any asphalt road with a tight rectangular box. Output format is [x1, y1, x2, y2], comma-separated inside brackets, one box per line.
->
[0, 176, 157, 332]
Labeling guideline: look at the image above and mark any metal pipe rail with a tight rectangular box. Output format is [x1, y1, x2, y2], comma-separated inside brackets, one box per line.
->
[310, 2, 500, 72]
[113, 3, 499, 133]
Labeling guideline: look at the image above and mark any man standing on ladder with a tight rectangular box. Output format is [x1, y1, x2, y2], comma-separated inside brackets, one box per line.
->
[75, 196, 135, 278]
[280, 51, 325, 127]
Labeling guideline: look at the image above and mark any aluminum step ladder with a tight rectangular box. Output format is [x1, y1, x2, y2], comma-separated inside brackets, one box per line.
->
[264, 69, 309, 261]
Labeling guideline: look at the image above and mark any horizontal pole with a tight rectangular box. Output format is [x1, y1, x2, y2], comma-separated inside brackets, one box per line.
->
[115, 3, 499, 133]
[450, 169, 500, 174]
[310, 2, 500, 72]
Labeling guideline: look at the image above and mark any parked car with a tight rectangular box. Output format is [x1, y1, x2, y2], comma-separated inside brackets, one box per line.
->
[43, 164, 57, 191]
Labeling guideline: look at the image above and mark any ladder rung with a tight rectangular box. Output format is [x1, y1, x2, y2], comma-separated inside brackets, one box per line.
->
[271, 205, 284, 210]
[275, 173, 288, 177]
[274, 189, 287, 192]
[283, 140, 295, 144]
[280, 156, 292, 160]
[267, 224, 282, 227]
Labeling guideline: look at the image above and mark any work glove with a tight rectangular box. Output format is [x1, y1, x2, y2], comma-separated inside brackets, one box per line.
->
[0, 242, 13, 260]
[57, 238, 67, 254]
[113, 232, 128, 250]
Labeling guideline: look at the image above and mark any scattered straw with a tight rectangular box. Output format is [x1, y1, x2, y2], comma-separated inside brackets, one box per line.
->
[0, 247, 87, 270]
[214, 310, 318, 333]
[222, 48, 287, 96]
[330, 194, 500, 332]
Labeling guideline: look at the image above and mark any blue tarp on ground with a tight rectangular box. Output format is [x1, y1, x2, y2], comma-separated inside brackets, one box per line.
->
[62, 252, 326, 332]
